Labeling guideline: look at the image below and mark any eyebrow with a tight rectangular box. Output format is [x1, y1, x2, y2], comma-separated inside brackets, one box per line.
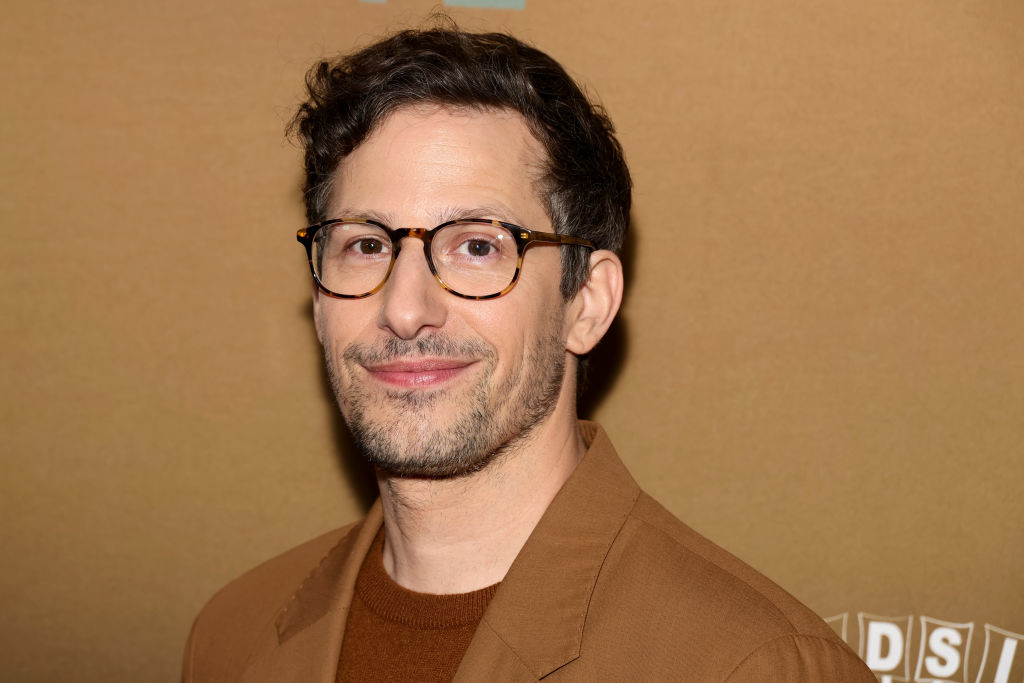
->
[439, 204, 527, 226]
[331, 205, 530, 228]
[331, 208, 395, 225]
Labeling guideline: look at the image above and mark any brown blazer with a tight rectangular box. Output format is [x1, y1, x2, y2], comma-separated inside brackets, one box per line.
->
[183, 422, 875, 682]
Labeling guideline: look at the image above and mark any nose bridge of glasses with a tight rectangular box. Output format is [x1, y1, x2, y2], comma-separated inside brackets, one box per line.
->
[387, 227, 439, 282]
[388, 227, 432, 255]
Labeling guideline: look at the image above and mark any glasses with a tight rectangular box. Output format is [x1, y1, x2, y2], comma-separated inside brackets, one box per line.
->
[297, 218, 595, 300]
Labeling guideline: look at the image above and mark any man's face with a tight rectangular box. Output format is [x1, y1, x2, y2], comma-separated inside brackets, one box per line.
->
[313, 105, 575, 478]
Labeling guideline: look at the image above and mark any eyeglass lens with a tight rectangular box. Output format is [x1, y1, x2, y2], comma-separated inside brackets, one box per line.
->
[312, 221, 519, 297]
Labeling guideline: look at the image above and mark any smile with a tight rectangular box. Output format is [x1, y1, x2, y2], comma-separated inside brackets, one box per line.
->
[363, 358, 477, 389]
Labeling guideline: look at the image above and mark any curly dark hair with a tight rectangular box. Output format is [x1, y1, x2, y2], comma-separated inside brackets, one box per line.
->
[290, 25, 631, 298]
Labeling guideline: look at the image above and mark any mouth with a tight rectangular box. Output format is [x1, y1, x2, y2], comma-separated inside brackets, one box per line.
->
[363, 357, 477, 389]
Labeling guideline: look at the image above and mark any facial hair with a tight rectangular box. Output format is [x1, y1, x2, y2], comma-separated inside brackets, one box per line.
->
[323, 324, 566, 479]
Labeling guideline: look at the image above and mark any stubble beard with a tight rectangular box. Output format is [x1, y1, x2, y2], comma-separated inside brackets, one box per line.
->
[323, 327, 567, 479]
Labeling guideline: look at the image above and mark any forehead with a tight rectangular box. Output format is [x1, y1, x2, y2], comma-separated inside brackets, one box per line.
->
[331, 105, 549, 227]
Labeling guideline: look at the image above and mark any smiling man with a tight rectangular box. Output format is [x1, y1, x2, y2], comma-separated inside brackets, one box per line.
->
[183, 27, 875, 682]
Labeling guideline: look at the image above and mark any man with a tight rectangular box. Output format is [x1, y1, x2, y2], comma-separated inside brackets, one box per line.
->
[184, 26, 875, 682]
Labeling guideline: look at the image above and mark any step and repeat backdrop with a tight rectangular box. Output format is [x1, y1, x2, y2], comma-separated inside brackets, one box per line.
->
[3, 1, 1021, 681]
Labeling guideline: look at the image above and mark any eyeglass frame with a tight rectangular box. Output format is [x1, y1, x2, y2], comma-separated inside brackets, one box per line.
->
[296, 217, 596, 300]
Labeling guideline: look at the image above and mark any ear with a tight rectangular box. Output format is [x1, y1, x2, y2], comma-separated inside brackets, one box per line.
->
[565, 250, 623, 355]
[312, 283, 325, 345]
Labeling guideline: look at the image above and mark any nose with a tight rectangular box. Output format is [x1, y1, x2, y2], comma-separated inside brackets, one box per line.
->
[377, 238, 448, 340]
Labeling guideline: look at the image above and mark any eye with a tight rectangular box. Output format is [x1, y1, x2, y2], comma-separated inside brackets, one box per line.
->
[459, 238, 497, 257]
[336, 233, 390, 258]
[447, 231, 506, 259]
[433, 222, 513, 266]
[353, 237, 387, 255]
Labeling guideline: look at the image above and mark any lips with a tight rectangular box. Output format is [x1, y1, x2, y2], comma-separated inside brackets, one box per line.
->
[364, 357, 475, 388]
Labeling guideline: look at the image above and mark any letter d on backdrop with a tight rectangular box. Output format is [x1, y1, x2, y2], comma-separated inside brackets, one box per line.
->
[860, 613, 913, 682]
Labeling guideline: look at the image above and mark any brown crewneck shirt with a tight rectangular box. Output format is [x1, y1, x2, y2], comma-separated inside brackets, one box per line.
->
[335, 529, 500, 682]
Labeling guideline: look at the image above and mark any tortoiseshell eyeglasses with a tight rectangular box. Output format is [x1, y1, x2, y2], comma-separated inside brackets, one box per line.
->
[296, 218, 595, 300]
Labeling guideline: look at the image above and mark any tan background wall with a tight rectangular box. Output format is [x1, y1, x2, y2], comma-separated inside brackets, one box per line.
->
[2, 1, 1021, 681]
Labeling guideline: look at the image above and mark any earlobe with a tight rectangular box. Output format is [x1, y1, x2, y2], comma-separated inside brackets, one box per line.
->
[312, 284, 325, 345]
[565, 250, 623, 356]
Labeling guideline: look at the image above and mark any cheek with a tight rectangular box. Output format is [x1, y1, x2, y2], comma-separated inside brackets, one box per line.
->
[460, 304, 520, 370]
[317, 300, 374, 340]
[466, 297, 565, 370]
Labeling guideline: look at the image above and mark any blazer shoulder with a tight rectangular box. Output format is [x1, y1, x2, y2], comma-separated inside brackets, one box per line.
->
[572, 492, 874, 679]
[627, 492, 838, 638]
[183, 522, 359, 682]
[725, 633, 877, 682]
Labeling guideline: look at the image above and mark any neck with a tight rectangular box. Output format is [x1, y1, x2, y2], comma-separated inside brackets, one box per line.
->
[375, 409, 586, 594]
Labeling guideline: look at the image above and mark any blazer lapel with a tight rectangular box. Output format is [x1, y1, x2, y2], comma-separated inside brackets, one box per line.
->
[453, 422, 640, 681]
[242, 502, 384, 683]
[238, 422, 636, 682]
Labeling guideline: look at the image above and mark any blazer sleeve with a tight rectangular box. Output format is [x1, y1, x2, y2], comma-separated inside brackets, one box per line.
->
[724, 633, 876, 682]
